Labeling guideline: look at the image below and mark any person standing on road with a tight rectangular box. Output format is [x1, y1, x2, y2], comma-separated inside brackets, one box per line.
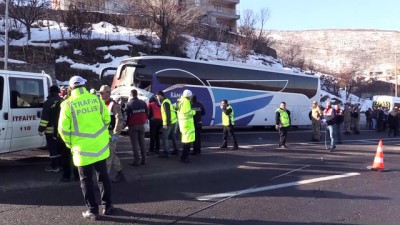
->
[309, 100, 322, 141]
[126, 89, 148, 166]
[98, 85, 125, 183]
[219, 100, 239, 150]
[176, 90, 196, 163]
[147, 96, 162, 155]
[334, 104, 344, 144]
[376, 106, 384, 132]
[156, 91, 179, 158]
[38, 85, 62, 172]
[58, 76, 113, 220]
[343, 103, 351, 135]
[323, 101, 336, 152]
[275, 102, 291, 149]
[56, 86, 79, 182]
[351, 104, 361, 134]
[365, 108, 373, 129]
[190, 95, 205, 155]
[388, 107, 399, 137]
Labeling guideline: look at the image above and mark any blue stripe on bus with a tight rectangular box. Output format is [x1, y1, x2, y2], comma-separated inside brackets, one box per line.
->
[212, 88, 265, 103]
[213, 95, 273, 125]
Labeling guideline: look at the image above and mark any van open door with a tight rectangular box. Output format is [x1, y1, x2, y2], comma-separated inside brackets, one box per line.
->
[0, 75, 10, 153]
[8, 73, 47, 152]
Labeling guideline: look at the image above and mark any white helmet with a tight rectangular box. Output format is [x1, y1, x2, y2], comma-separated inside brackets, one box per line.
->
[182, 89, 192, 97]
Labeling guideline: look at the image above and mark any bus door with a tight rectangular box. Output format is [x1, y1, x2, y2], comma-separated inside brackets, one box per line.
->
[8, 75, 46, 152]
[0, 75, 10, 153]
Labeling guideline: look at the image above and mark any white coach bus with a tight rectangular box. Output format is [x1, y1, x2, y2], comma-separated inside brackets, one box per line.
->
[103, 56, 321, 127]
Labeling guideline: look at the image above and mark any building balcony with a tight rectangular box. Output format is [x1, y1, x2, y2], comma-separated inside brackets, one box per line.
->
[207, 7, 240, 20]
[212, 0, 240, 4]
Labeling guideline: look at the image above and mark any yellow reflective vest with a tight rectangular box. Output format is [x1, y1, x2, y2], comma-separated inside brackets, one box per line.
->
[222, 105, 235, 126]
[176, 96, 196, 143]
[58, 87, 111, 167]
[276, 108, 290, 127]
[161, 98, 177, 126]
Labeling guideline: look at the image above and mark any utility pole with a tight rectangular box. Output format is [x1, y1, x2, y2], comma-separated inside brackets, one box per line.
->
[396, 53, 398, 97]
[4, 0, 9, 70]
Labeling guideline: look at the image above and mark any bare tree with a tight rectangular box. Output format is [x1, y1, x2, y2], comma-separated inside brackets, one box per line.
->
[0, 18, 23, 45]
[281, 41, 303, 67]
[5, 0, 49, 40]
[257, 8, 270, 40]
[238, 10, 257, 39]
[64, 6, 94, 41]
[337, 68, 356, 100]
[119, 0, 201, 53]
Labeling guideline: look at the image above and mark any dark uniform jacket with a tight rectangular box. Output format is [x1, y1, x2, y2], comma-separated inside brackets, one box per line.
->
[191, 101, 205, 123]
[126, 97, 148, 125]
[38, 94, 62, 136]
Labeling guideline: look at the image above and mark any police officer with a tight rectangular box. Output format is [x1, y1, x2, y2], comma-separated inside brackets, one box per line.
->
[351, 104, 361, 134]
[275, 102, 291, 149]
[156, 91, 179, 158]
[219, 99, 239, 150]
[126, 89, 148, 166]
[309, 100, 322, 141]
[190, 94, 205, 155]
[176, 90, 196, 162]
[39, 85, 62, 172]
[98, 85, 125, 182]
[58, 76, 113, 220]
[343, 103, 351, 134]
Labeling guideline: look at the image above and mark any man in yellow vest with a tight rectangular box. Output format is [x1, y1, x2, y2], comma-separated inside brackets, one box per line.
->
[58, 76, 113, 221]
[219, 99, 239, 150]
[275, 102, 291, 149]
[156, 91, 179, 158]
[176, 89, 196, 163]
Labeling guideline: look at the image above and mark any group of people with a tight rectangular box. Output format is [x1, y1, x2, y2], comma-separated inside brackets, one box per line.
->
[38, 76, 241, 220]
[309, 101, 361, 151]
[365, 106, 400, 137]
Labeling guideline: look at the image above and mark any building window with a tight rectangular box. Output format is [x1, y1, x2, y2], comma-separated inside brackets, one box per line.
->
[213, 4, 222, 12]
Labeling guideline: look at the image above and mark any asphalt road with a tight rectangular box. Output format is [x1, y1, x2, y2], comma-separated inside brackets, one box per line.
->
[1, 126, 400, 225]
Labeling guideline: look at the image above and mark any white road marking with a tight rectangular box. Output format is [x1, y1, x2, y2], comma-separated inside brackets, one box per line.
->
[196, 172, 360, 201]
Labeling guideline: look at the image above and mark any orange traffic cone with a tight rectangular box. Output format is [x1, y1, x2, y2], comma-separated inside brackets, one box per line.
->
[368, 140, 389, 171]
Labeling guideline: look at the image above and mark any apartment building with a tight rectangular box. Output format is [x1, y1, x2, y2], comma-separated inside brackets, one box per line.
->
[51, 0, 106, 11]
[189, 0, 240, 32]
[52, 0, 240, 32]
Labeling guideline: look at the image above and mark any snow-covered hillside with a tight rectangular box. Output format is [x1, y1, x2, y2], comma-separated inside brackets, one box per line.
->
[1, 20, 368, 108]
[269, 29, 400, 78]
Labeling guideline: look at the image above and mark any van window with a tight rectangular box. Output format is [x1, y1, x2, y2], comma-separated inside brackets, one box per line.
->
[0, 76, 3, 110]
[9, 77, 45, 108]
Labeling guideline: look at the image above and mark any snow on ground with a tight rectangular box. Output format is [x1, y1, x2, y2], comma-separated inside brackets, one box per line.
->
[0, 20, 372, 105]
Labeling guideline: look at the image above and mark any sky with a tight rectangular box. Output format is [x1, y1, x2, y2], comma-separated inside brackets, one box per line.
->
[239, 0, 400, 31]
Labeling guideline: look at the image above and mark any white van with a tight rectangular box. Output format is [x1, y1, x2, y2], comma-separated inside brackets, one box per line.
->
[0, 70, 52, 154]
[372, 95, 400, 110]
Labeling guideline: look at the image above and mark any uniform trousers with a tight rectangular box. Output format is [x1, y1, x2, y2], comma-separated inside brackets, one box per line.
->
[278, 126, 289, 147]
[128, 124, 146, 164]
[78, 159, 112, 214]
[193, 122, 202, 154]
[222, 125, 238, 147]
[45, 133, 60, 168]
[107, 138, 123, 173]
[58, 138, 78, 179]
